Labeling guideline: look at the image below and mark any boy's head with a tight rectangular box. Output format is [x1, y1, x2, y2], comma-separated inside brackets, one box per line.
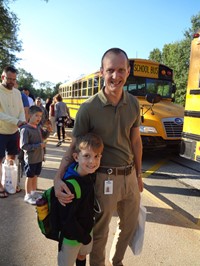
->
[28, 106, 43, 126]
[73, 133, 104, 176]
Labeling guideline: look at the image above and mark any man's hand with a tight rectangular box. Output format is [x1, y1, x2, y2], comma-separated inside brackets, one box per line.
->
[40, 142, 46, 148]
[137, 176, 144, 192]
[54, 178, 74, 206]
[17, 120, 26, 127]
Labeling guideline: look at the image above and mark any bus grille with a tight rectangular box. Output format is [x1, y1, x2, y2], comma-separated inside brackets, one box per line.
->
[163, 119, 183, 138]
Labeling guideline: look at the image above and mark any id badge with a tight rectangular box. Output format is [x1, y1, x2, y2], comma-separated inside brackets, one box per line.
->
[104, 180, 113, 195]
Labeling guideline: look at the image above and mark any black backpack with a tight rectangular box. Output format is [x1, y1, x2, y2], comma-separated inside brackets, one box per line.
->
[36, 180, 81, 250]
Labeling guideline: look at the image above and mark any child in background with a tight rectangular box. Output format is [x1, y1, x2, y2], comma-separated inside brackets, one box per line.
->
[57, 133, 104, 266]
[20, 106, 52, 205]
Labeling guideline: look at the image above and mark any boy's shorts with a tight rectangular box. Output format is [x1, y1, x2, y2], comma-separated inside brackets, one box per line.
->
[58, 240, 93, 266]
[0, 132, 19, 159]
[24, 162, 42, 177]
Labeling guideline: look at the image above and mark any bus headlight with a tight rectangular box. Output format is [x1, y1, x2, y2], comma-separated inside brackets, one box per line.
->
[140, 126, 157, 134]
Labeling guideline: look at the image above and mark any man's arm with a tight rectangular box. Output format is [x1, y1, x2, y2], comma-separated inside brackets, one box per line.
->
[54, 137, 76, 205]
[130, 126, 143, 192]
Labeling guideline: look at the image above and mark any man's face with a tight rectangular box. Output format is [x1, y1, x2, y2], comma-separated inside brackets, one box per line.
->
[100, 52, 130, 93]
[23, 90, 29, 96]
[1, 71, 17, 90]
[35, 98, 42, 106]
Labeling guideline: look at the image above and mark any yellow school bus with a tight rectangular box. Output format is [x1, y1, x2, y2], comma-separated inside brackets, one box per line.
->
[180, 30, 200, 162]
[59, 59, 184, 150]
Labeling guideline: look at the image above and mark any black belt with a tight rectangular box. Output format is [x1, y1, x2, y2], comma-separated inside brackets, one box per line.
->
[98, 165, 133, 176]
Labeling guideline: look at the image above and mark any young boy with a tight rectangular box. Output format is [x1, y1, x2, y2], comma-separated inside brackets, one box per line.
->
[20, 105, 51, 205]
[57, 132, 104, 266]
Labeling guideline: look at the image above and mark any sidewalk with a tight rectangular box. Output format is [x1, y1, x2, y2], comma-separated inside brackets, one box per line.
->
[0, 134, 71, 266]
[0, 133, 120, 266]
[0, 133, 200, 266]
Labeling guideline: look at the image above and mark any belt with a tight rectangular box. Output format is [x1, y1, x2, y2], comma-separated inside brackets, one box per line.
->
[97, 165, 133, 176]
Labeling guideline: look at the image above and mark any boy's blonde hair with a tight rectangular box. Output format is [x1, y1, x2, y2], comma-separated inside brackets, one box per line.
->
[74, 133, 104, 154]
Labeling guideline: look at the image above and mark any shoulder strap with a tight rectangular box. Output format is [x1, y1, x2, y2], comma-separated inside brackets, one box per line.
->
[43, 187, 54, 209]
[66, 179, 81, 199]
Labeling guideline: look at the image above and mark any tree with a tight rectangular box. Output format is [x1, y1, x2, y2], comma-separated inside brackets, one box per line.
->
[149, 48, 162, 63]
[17, 68, 36, 89]
[0, 0, 22, 69]
[0, 0, 48, 70]
[148, 12, 200, 106]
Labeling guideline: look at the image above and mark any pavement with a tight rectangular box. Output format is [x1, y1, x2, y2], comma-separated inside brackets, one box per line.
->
[0, 131, 200, 266]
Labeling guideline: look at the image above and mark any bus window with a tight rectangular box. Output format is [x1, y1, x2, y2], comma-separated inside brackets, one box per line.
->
[100, 77, 104, 89]
[137, 79, 146, 95]
[146, 79, 171, 98]
[73, 83, 78, 97]
[125, 76, 146, 96]
[63, 87, 66, 98]
[69, 86, 72, 97]
[94, 76, 99, 94]
[82, 81, 87, 96]
[88, 79, 93, 96]
[78, 82, 81, 97]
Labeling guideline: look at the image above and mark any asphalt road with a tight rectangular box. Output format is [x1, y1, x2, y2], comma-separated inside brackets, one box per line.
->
[0, 134, 200, 266]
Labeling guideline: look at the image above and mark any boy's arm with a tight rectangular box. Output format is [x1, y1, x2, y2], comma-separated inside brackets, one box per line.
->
[20, 127, 42, 151]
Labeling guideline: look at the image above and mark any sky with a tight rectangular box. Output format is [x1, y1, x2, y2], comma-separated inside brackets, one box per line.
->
[9, 0, 200, 86]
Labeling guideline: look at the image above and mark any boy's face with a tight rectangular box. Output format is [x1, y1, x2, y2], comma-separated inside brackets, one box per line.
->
[73, 146, 102, 176]
[29, 112, 42, 126]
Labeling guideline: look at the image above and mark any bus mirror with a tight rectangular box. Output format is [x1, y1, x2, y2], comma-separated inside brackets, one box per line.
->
[145, 93, 162, 104]
[172, 84, 176, 93]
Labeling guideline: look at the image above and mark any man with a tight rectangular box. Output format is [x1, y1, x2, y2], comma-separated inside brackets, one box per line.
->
[23, 87, 34, 106]
[0, 66, 26, 198]
[54, 48, 143, 266]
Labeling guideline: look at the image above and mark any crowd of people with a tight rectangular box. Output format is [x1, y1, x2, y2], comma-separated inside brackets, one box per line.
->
[0, 66, 71, 203]
[0, 48, 144, 266]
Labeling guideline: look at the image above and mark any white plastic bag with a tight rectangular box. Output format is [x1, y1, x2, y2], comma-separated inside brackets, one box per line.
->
[2, 159, 18, 194]
[129, 203, 147, 255]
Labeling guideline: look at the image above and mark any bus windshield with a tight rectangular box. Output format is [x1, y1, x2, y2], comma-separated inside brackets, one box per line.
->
[124, 76, 173, 98]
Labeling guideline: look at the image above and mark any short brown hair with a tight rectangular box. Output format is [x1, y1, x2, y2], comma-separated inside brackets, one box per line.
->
[74, 133, 104, 154]
[101, 48, 129, 68]
[2, 66, 17, 74]
[29, 105, 43, 115]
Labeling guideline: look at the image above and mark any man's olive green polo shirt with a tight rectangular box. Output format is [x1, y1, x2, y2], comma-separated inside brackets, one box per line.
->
[72, 88, 141, 166]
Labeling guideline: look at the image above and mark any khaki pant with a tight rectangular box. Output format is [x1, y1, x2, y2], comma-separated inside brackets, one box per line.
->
[58, 239, 93, 266]
[90, 168, 140, 266]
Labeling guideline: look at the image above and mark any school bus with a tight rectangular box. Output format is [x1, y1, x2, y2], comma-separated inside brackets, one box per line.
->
[180, 30, 200, 162]
[59, 59, 184, 150]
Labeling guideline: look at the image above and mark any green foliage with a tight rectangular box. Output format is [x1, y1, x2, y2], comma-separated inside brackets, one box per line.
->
[149, 48, 162, 62]
[149, 12, 200, 107]
[17, 68, 36, 90]
[0, 0, 22, 69]
[17, 68, 59, 100]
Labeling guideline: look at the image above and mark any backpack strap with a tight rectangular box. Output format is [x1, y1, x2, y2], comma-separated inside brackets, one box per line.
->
[66, 179, 81, 199]
[43, 186, 54, 209]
